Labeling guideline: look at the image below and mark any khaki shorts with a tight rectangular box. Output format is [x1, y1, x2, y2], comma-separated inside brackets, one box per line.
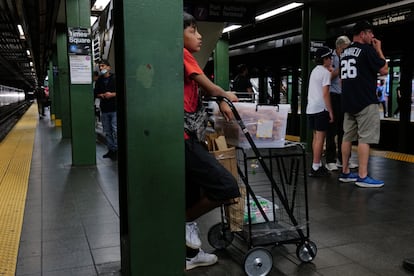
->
[343, 104, 380, 144]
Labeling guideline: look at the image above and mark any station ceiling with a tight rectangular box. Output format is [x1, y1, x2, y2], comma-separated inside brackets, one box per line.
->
[0, 0, 412, 92]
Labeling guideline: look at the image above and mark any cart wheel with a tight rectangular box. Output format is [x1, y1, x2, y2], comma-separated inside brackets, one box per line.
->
[207, 222, 234, 250]
[244, 247, 273, 276]
[296, 240, 317, 263]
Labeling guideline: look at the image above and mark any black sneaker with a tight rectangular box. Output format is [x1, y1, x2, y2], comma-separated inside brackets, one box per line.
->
[309, 166, 330, 177]
[109, 150, 118, 161]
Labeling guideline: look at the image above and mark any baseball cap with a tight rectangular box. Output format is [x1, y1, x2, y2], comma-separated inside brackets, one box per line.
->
[315, 46, 332, 59]
[352, 20, 373, 35]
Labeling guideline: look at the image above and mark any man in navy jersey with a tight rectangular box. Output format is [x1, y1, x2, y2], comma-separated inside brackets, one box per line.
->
[338, 21, 388, 187]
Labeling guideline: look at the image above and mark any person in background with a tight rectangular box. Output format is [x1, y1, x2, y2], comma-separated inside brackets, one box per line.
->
[325, 35, 358, 171]
[306, 46, 334, 177]
[393, 83, 402, 117]
[94, 60, 117, 160]
[35, 86, 46, 118]
[338, 20, 388, 187]
[377, 79, 387, 118]
[183, 11, 240, 271]
[232, 64, 254, 101]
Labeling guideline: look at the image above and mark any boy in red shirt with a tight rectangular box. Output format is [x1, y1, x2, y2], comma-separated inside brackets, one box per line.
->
[183, 11, 240, 270]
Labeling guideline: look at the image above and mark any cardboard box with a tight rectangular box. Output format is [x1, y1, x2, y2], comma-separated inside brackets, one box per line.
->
[210, 145, 244, 232]
[214, 103, 290, 149]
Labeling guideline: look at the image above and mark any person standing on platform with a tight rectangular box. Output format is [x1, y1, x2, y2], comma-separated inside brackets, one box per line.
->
[306, 46, 334, 177]
[338, 21, 388, 187]
[94, 59, 117, 160]
[377, 79, 387, 118]
[183, 11, 241, 271]
[232, 64, 254, 101]
[325, 35, 356, 172]
[35, 87, 46, 118]
[393, 83, 402, 117]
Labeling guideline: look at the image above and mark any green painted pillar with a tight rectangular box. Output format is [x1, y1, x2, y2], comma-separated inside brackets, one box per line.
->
[114, 1, 184, 275]
[66, 0, 96, 165]
[56, 24, 71, 137]
[301, 5, 326, 150]
[214, 39, 230, 89]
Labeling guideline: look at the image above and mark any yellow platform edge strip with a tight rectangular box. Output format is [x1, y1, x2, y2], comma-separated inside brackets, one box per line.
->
[287, 135, 414, 164]
[0, 104, 37, 275]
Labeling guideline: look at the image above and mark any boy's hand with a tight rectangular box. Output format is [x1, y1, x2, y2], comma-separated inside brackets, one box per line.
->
[226, 92, 239, 102]
[219, 101, 234, 121]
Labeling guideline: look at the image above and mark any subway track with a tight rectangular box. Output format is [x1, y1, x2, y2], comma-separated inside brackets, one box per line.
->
[0, 101, 32, 142]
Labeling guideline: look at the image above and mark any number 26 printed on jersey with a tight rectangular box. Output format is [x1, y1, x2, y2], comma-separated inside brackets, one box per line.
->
[340, 59, 357, 79]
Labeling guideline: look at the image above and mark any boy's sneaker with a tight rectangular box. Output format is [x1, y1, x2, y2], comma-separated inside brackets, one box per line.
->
[186, 249, 218, 270]
[355, 176, 384, 188]
[338, 172, 358, 182]
[348, 161, 359, 169]
[325, 163, 338, 171]
[309, 166, 330, 177]
[186, 222, 201, 249]
[336, 160, 359, 169]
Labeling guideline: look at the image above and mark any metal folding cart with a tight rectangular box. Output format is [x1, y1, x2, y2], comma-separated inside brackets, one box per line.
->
[207, 98, 317, 276]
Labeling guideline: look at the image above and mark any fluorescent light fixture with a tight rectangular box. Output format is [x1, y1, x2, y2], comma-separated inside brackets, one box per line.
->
[255, 2, 303, 21]
[29, 61, 33, 67]
[26, 49, 31, 56]
[90, 16, 98, 26]
[91, 0, 110, 11]
[223, 25, 242, 33]
[17, 24, 25, 39]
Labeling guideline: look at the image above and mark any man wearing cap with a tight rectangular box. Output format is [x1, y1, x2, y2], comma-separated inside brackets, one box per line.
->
[338, 20, 388, 187]
[95, 59, 118, 160]
[306, 46, 334, 177]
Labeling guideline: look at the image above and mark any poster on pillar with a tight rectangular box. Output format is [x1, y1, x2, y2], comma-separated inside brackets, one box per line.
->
[67, 27, 93, 84]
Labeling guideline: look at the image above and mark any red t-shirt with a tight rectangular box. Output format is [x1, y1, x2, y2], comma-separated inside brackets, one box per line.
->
[184, 48, 204, 139]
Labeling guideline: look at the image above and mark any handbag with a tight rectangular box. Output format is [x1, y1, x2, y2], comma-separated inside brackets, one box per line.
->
[184, 97, 209, 141]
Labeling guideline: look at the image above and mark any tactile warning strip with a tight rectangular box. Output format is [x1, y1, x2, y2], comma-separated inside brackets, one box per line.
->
[383, 151, 414, 163]
[0, 105, 37, 276]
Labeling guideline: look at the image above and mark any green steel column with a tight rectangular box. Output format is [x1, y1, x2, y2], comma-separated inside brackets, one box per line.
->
[114, 1, 184, 274]
[66, 0, 96, 165]
[56, 24, 71, 137]
[214, 39, 230, 89]
[301, 6, 326, 149]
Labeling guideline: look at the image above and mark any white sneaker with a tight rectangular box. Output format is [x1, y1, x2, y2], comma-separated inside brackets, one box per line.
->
[348, 161, 359, 169]
[325, 163, 338, 171]
[186, 249, 218, 270]
[336, 160, 358, 169]
[186, 222, 201, 249]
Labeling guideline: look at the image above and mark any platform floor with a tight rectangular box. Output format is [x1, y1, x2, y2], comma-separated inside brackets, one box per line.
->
[6, 106, 414, 275]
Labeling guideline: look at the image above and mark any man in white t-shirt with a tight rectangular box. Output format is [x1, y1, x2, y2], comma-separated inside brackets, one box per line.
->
[306, 46, 334, 177]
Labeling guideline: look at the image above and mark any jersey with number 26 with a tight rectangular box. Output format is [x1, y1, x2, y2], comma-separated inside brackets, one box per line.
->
[340, 42, 386, 113]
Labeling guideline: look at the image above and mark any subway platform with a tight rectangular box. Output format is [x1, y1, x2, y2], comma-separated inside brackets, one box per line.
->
[2, 104, 414, 275]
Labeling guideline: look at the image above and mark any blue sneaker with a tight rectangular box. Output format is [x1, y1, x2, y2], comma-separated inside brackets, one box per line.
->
[338, 172, 358, 182]
[355, 176, 384, 188]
